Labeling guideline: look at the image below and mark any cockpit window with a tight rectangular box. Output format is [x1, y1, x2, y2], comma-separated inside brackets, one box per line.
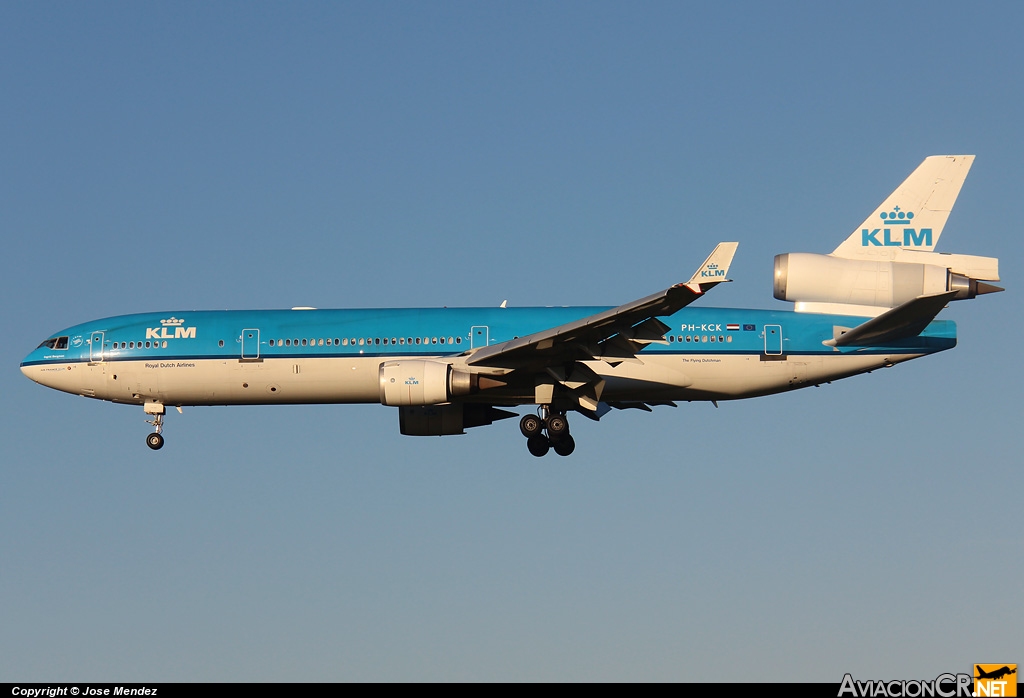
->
[36, 336, 69, 350]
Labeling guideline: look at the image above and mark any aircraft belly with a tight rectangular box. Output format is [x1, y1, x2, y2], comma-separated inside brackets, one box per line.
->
[26, 350, 931, 408]
[78, 356, 386, 406]
[159, 357, 383, 405]
[597, 352, 923, 401]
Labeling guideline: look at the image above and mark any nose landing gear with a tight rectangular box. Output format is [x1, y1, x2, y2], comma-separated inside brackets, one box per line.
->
[520, 407, 574, 457]
[144, 402, 166, 450]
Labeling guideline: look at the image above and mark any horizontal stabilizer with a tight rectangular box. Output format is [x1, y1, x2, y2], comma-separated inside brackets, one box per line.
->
[827, 291, 957, 347]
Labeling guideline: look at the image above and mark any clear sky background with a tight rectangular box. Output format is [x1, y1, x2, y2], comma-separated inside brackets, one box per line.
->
[1, 1, 1021, 682]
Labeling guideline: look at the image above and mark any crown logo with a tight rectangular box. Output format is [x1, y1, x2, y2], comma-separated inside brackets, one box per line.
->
[160, 317, 186, 327]
[879, 205, 914, 223]
[707, 263, 719, 270]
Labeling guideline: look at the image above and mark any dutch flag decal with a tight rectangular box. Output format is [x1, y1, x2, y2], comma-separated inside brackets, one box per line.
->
[726, 324, 740, 331]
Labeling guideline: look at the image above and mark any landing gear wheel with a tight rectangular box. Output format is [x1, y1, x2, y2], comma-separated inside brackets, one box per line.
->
[527, 435, 550, 457]
[520, 414, 543, 438]
[146, 433, 165, 450]
[552, 434, 575, 457]
[546, 414, 569, 440]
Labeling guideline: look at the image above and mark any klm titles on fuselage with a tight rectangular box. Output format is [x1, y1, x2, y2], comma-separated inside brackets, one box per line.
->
[145, 317, 197, 340]
[861, 207, 933, 247]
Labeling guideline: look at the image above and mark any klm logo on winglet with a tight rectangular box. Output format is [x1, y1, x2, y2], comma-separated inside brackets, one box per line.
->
[700, 263, 727, 278]
[145, 316, 197, 340]
[861, 207, 932, 247]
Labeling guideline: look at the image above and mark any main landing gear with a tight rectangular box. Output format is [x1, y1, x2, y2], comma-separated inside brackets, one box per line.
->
[520, 407, 575, 457]
[144, 402, 166, 450]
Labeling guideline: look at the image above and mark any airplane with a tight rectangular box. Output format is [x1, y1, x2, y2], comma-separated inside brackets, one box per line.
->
[21, 155, 1002, 457]
[975, 666, 1016, 681]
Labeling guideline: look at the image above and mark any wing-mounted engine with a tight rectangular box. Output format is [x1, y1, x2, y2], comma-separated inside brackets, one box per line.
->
[398, 403, 517, 436]
[378, 360, 505, 406]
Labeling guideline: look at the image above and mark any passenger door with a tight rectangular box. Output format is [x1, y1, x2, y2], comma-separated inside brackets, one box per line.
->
[241, 328, 261, 360]
[764, 324, 783, 355]
[471, 326, 489, 349]
[89, 331, 105, 363]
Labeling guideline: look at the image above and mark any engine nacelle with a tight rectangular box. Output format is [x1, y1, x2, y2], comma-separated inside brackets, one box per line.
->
[398, 403, 516, 436]
[774, 253, 995, 308]
[378, 360, 477, 406]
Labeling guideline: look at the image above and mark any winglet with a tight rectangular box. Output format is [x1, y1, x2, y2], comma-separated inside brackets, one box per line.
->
[685, 242, 738, 292]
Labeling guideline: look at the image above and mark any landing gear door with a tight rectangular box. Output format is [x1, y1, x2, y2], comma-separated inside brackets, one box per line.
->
[89, 331, 105, 363]
[764, 324, 783, 355]
[471, 326, 489, 349]
[241, 329, 260, 360]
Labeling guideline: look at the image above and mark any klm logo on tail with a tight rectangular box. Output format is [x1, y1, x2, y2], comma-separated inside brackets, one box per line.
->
[700, 263, 727, 278]
[861, 207, 933, 247]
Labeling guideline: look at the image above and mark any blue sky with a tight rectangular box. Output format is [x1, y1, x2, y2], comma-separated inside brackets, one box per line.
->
[1, 1, 1021, 681]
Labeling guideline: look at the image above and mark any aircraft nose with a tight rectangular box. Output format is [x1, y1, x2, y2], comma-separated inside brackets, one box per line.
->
[20, 357, 45, 386]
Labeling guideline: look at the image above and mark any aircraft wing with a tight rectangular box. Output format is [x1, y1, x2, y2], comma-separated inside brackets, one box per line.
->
[468, 242, 738, 371]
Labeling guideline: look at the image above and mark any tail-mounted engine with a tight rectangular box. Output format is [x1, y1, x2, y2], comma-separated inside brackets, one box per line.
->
[774, 252, 1002, 310]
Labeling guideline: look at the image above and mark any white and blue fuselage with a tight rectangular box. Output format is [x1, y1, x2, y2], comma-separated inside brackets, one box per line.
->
[20, 305, 955, 408]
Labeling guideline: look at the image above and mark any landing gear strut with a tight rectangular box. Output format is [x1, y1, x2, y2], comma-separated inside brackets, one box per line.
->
[520, 406, 575, 457]
[144, 402, 166, 450]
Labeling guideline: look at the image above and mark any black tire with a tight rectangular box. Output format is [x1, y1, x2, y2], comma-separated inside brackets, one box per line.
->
[520, 414, 543, 438]
[546, 414, 569, 440]
[526, 435, 550, 457]
[146, 433, 164, 450]
[553, 434, 576, 457]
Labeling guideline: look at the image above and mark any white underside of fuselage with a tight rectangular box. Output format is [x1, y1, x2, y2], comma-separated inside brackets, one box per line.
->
[21, 351, 923, 408]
